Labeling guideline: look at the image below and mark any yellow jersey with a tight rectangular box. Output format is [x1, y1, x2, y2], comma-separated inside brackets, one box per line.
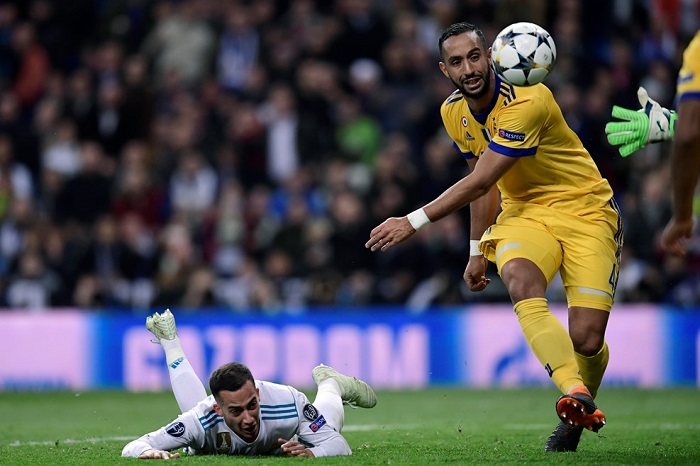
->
[440, 75, 613, 214]
[676, 30, 700, 104]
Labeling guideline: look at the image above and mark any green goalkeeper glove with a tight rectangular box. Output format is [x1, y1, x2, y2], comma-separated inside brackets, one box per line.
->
[605, 86, 677, 157]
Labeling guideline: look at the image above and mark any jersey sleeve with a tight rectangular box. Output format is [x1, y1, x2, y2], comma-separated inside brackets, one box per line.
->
[290, 388, 352, 457]
[676, 31, 700, 104]
[440, 94, 475, 158]
[488, 93, 546, 157]
[121, 409, 207, 457]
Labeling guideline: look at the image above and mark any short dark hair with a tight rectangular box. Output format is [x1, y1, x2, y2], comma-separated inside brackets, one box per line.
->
[438, 22, 488, 58]
[209, 362, 255, 397]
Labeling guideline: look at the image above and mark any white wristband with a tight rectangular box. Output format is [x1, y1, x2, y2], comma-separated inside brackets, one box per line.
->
[407, 208, 431, 231]
[470, 240, 483, 256]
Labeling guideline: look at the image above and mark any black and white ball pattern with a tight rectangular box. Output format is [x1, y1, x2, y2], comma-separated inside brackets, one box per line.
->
[492, 22, 557, 87]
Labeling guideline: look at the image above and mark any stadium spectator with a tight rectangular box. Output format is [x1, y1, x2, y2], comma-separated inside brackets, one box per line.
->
[216, 3, 259, 95]
[0, 132, 33, 203]
[4, 248, 61, 308]
[52, 140, 113, 230]
[10, 21, 50, 107]
[122, 309, 376, 458]
[140, 0, 216, 88]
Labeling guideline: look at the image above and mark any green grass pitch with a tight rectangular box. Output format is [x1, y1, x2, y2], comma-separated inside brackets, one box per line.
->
[1, 388, 699, 465]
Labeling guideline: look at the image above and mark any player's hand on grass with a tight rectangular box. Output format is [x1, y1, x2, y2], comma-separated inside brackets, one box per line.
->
[366, 217, 416, 252]
[279, 438, 315, 457]
[464, 255, 490, 292]
[660, 217, 695, 256]
[605, 87, 677, 157]
[138, 449, 181, 459]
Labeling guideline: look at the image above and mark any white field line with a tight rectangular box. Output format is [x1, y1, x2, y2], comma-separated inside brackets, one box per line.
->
[8, 422, 699, 447]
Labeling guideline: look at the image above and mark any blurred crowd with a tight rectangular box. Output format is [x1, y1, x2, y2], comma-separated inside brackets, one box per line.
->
[0, 0, 698, 313]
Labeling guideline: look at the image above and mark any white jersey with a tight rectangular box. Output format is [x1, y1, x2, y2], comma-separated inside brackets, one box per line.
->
[122, 380, 351, 458]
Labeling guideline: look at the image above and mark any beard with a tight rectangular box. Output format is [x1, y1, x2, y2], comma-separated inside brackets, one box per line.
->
[451, 65, 492, 100]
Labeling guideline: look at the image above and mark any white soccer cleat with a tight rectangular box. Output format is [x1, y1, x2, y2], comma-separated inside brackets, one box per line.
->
[146, 309, 178, 343]
[312, 364, 377, 409]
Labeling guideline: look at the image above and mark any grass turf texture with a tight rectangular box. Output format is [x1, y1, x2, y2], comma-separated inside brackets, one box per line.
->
[1, 388, 699, 465]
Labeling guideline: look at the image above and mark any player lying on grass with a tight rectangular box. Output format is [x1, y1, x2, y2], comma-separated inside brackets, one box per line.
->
[121, 309, 377, 459]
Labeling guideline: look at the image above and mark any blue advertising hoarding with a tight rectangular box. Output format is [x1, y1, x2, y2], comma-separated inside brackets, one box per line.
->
[0, 304, 698, 390]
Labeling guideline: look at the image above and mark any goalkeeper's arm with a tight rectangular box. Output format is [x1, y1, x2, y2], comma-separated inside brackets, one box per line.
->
[605, 87, 678, 157]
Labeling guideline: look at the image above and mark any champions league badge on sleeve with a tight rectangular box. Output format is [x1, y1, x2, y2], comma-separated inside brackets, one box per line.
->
[166, 422, 186, 437]
[303, 404, 327, 432]
[303, 404, 319, 421]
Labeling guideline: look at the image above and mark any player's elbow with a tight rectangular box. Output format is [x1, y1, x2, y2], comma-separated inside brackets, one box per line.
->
[471, 180, 493, 200]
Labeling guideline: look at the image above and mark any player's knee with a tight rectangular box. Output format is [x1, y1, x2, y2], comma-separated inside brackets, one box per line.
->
[501, 258, 547, 302]
[570, 330, 604, 356]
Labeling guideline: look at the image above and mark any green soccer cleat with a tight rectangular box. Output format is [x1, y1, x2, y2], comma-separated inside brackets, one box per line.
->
[555, 387, 606, 433]
[146, 309, 178, 342]
[312, 364, 377, 409]
[544, 421, 584, 452]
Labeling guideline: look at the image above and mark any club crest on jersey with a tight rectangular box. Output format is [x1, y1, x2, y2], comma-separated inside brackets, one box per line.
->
[166, 421, 186, 437]
[461, 116, 468, 127]
[309, 415, 327, 432]
[303, 404, 319, 421]
[216, 432, 232, 452]
[498, 129, 525, 141]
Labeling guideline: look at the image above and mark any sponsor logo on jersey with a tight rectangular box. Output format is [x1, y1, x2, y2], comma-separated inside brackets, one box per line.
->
[498, 129, 525, 141]
[309, 415, 327, 432]
[302, 403, 318, 421]
[465, 131, 475, 141]
[216, 432, 232, 452]
[678, 72, 694, 84]
[461, 116, 468, 127]
[166, 421, 186, 437]
[170, 357, 184, 369]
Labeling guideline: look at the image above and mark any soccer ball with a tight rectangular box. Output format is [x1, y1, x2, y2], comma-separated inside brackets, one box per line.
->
[492, 22, 557, 87]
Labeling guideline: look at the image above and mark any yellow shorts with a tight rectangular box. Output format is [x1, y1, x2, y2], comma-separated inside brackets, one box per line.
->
[479, 199, 623, 311]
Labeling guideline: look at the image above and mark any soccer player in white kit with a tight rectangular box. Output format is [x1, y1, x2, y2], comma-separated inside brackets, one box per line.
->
[121, 310, 377, 459]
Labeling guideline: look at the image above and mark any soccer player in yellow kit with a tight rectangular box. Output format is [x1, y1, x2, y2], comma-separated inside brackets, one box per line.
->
[606, 31, 700, 256]
[366, 22, 622, 452]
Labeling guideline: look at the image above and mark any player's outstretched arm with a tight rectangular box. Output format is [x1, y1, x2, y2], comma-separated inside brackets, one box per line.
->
[605, 87, 677, 157]
[366, 148, 513, 252]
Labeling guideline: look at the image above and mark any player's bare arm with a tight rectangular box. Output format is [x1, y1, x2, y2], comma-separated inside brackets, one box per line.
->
[366, 148, 516, 252]
[465, 179, 498, 291]
[278, 438, 315, 457]
[463, 156, 498, 291]
[661, 98, 700, 255]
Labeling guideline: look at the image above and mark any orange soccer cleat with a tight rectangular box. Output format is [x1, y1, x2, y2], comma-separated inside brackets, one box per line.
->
[555, 386, 606, 433]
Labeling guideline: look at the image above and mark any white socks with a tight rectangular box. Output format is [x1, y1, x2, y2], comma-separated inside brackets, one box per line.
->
[161, 336, 207, 413]
[313, 379, 345, 432]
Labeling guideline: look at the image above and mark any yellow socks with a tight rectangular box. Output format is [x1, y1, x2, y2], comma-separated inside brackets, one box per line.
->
[574, 342, 609, 399]
[513, 298, 583, 394]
